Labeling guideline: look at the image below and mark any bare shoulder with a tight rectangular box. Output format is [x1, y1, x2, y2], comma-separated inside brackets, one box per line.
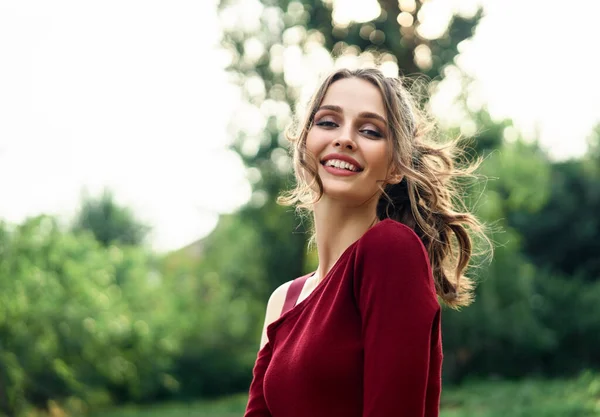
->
[259, 280, 293, 349]
[266, 280, 293, 320]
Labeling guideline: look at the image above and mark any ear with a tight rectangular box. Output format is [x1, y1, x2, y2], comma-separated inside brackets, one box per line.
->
[386, 166, 403, 185]
[388, 174, 403, 185]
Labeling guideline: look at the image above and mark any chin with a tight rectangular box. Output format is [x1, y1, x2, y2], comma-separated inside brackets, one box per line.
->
[321, 184, 374, 206]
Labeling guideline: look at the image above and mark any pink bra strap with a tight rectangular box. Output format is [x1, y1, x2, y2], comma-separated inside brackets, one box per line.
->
[281, 274, 311, 317]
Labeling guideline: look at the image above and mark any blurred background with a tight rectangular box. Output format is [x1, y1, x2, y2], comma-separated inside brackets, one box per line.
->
[1, 0, 600, 416]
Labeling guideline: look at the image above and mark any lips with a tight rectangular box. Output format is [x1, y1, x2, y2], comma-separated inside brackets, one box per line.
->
[320, 153, 364, 171]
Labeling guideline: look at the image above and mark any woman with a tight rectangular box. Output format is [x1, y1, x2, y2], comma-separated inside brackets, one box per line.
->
[244, 67, 487, 417]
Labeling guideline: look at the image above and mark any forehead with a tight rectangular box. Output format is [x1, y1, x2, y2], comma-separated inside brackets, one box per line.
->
[320, 77, 386, 118]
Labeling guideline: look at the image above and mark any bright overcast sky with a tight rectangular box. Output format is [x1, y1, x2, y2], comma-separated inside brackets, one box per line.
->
[1, 0, 599, 252]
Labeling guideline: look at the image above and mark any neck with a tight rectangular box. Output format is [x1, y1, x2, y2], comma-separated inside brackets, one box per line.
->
[312, 195, 380, 284]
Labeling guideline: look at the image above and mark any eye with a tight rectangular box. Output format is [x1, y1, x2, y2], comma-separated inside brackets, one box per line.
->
[315, 120, 338, 128]
[360, 128, 384, 138]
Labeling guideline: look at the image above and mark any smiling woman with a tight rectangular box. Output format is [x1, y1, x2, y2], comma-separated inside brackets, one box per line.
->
[244, 67, 490, 417]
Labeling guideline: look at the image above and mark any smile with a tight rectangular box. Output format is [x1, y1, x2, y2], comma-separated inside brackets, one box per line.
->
[322, 159, 360, 172]
[321, 160, 362, 176]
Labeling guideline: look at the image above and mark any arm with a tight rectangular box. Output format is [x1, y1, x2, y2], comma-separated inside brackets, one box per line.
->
[354, 223, 441, 417]
[244, 281, 291, 417]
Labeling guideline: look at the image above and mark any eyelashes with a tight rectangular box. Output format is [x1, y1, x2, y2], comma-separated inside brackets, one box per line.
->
[315, 120, 337, 128]
[315, 119, 384, 139]
[361, 128, 383, 138]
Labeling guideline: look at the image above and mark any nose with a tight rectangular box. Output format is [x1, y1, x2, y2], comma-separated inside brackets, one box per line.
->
[334, 129, 356, 151]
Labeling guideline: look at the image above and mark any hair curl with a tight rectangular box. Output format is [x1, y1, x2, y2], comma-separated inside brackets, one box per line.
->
[278, 67, 490, 309]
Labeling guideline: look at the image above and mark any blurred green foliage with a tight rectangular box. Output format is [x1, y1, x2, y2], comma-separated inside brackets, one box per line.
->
[441, 132, 600, 380]
[0, 204, 255, 416]
[72, 189, 151, 248]
[0, 215, 177, 416]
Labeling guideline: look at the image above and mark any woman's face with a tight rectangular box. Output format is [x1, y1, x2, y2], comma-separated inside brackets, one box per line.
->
[305, 77, 396, 206]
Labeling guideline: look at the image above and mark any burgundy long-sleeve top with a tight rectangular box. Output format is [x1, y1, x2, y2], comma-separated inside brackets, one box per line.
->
[245, 218, 443, 417]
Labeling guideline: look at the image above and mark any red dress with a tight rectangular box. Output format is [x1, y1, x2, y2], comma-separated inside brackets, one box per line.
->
[245, 219, 442, 417]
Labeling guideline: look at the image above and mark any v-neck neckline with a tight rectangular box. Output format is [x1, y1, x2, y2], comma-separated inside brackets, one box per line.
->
[267, 239, 356, 335]
[264, 219, 395, 344]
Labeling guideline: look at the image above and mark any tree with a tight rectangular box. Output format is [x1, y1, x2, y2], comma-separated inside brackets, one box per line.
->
[506, 124, 600, 282]
[440, 135, 557, 380]
[508, 159, 600, 281]
[0, 216, 176, 416]
[72, 189, 150, 247]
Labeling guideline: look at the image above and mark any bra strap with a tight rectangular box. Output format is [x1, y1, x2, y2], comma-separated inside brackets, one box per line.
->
[280, 273, 311, 317]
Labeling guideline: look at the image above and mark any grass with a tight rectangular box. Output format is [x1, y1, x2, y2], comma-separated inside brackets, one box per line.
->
[87, 394, 248, 417]
[440, 372, 600, 417]
[85, 373, 600, 417]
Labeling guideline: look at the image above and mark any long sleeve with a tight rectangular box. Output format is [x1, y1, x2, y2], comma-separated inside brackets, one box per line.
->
[244, 344, 273, 417]
[353, 222, 442, 417]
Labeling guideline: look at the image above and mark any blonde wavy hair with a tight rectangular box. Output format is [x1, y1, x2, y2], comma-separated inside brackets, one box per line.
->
[278, 67, 489, 308]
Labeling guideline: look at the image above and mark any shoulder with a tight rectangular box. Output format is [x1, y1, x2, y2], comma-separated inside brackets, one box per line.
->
[260, 279, 294, 349]
[358, 218, 428, 260]
[263, 273, 309, 328]
[353, 219, 434, 295]
[265, 280, 293, 319]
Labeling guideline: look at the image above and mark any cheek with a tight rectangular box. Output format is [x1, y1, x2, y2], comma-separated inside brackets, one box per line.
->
[364, 142, 391, 170]
[304, 133, 318, 165]
[297, 133, 321, 187]
[305, 128, 327, 153]
[304, 129, 331, 166]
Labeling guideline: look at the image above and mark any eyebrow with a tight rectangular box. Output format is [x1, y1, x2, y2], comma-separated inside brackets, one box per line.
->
[316, 104, 387, 125]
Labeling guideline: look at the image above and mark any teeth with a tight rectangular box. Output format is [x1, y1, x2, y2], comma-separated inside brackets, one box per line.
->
[324, 159, 358, 172]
